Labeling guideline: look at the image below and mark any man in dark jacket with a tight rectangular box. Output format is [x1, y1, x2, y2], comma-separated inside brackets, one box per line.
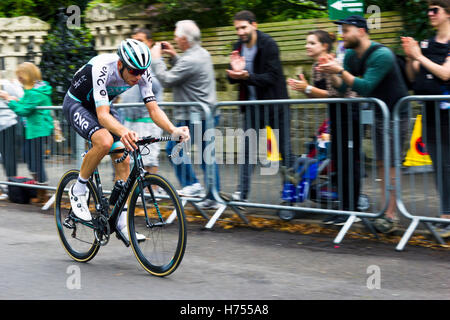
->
[227, 10, 294, 201]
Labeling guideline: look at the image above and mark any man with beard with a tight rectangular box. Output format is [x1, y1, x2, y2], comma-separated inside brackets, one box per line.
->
[227, 10, 294, 202]
[317, 15, 408, 230]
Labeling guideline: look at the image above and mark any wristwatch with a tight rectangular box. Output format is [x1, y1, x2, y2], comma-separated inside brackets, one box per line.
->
[305, 85, 313, 94]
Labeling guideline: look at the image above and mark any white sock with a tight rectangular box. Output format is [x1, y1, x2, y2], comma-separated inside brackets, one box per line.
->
[117, 206, 127, 230]
[73, 176, 88, 196]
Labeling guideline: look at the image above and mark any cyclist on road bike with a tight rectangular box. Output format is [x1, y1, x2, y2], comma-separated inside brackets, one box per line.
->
[62, 38, 190, 240]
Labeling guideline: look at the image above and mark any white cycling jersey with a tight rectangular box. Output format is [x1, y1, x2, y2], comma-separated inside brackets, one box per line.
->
[68, 53, 155, 112]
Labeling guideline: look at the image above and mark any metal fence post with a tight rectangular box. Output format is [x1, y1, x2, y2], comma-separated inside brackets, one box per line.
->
[393, 95, 450, 251]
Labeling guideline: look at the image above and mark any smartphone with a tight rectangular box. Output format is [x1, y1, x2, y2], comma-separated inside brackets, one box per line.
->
[161, 43, 167, 50]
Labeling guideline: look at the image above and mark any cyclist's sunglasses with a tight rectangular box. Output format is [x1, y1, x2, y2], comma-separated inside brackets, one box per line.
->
[427, 7, 440, 15]
[127, 68, 146, 76]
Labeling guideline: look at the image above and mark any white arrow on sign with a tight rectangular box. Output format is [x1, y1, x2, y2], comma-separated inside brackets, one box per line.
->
[331, 0, 363, 11]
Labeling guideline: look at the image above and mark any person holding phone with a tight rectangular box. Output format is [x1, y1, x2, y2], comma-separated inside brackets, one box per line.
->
[150, 20, 221, 209]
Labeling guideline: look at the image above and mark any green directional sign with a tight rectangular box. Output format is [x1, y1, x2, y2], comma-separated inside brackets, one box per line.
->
[328, 0, 365, 20]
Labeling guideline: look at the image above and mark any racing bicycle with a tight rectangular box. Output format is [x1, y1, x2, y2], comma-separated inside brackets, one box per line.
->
[54, 136, 187, 277]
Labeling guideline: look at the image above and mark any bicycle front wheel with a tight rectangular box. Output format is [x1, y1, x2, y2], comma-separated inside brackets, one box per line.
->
[128, 174, 187, 277]
[55, 169, 100, 262]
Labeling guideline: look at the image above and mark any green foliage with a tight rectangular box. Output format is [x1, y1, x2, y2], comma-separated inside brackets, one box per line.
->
[0, 0, 91, 25]
[87, 0, 327, 30]
[398, 0, 434, 40]
[39, 12, 96, 104]
[367, 0, 434, 41]
[90, 0, 433, 40]
[0, 0, 435, 41]
[221, 0, 327, 23]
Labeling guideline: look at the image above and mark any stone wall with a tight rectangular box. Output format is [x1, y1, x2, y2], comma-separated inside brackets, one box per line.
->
[85, 3, 153, 55]
[0, 16, 49, 79]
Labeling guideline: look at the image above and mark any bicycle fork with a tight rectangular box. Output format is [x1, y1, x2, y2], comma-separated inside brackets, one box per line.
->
[138, 174, 165, 229]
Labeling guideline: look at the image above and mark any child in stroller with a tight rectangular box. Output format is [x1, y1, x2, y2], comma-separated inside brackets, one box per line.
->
[277, 119, 369, 221]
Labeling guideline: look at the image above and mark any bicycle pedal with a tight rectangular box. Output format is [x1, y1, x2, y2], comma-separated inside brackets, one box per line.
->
[63, 220, 75, 229]
[63, 216, 76, 229]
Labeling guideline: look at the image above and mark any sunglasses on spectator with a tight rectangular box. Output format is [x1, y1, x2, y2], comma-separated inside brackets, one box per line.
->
[427, 7, 440, 15]
[127, 68, 146, 76]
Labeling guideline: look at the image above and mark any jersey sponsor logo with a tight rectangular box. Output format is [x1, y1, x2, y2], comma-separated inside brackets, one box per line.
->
[73, 112, 90, 131]
[97, 66, 108, 86]
[73, 74, 87, 89]
[100, 89, 107, 96]
[143, 96, 156, 103]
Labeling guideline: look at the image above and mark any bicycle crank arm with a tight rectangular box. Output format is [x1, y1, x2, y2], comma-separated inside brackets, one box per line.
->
[147, 221, 166, 228]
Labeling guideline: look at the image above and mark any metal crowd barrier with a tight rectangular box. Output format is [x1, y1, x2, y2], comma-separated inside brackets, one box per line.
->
[1, 97, 449, 250]
[393, 95, 450, 251]
[0, 105, 68, 209]
[208, 98, 392, 246]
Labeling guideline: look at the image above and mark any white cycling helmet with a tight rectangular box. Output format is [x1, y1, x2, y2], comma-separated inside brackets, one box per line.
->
[117, 38, 151, 70]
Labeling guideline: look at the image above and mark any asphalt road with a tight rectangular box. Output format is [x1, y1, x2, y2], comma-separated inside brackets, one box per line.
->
[0, 202, 448, 302]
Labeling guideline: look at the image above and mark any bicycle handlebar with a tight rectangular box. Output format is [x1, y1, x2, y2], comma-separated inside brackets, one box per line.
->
[114, 149, 130, 164]
[138, 135, 172, 145]
[113, 136, 179, 164]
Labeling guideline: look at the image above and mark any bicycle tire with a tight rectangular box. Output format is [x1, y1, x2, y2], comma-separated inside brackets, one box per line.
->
[128, 174, 187, 276]
[55, 169, 101, 262]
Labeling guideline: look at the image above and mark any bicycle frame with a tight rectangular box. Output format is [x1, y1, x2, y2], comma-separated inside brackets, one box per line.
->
[109, 149, 154, 228]
[82, 136, 172, 234]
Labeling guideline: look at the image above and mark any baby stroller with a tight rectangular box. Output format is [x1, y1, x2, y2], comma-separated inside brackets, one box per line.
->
[277, 119, 369, 221]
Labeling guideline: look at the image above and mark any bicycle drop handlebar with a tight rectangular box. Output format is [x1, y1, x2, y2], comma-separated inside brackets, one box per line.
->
[113, 136, 178, 164]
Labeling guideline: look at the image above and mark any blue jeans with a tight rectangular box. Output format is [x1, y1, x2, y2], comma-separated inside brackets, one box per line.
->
[166, 116, 220, 197]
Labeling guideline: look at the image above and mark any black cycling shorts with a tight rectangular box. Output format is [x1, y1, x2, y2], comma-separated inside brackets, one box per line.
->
[63, 93, 121, 144]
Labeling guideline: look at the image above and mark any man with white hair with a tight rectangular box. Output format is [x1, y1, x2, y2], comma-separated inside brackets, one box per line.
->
[151, 20, 221, 209]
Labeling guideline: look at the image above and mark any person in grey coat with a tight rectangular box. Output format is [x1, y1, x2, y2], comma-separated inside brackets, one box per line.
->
[151, 20, 221, 209]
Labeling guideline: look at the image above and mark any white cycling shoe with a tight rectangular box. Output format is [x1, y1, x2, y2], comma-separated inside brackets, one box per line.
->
[119, 225, 146, 242]
[69, 185, 92, 222]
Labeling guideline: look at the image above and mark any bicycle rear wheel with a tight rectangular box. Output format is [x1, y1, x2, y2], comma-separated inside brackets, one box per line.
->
[128, 174, 187, 276]
[55, 169, 100, 262]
